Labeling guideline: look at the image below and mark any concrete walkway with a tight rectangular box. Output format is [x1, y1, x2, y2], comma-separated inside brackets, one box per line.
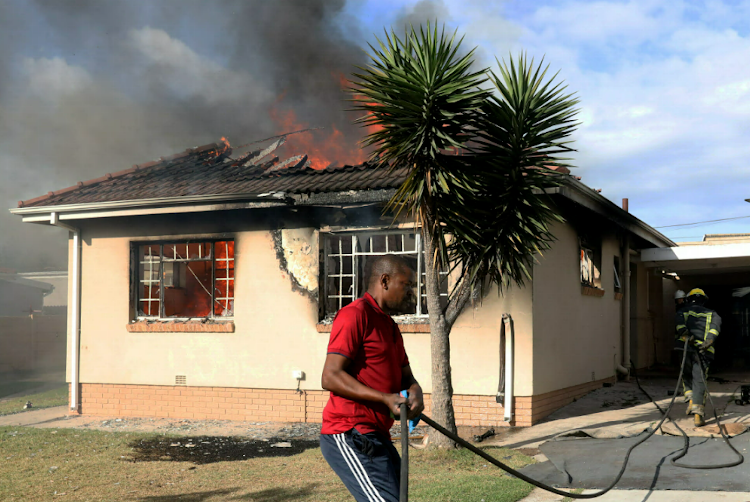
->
[0, 405, 70, 427]
[504, 375, 750, 501]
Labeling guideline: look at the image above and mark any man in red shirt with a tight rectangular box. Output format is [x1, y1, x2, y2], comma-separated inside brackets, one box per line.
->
[320, 254, 424, 502]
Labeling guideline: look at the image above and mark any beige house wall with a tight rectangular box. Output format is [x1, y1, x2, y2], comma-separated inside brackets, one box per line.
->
[71, 228, 328, 392]
[68, 223, 524, 397]
[531, 221, 623, 395]
[448, 282, 534, 397]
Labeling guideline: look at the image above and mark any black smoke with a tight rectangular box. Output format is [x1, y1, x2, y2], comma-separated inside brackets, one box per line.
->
[0, 0, 371, 271]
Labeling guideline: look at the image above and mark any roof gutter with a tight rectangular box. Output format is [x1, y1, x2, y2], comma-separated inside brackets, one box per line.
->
[11, 192, 290, 223]
[50, 212, 81, 413]
[545, 178, 675, 248]
[10, 189, 398, 224]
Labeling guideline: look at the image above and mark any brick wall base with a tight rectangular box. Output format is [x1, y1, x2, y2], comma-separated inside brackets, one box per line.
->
[70, 377, 616, 427]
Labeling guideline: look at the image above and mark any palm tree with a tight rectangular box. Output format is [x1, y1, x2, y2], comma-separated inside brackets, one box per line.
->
[351, 24, 579, 448]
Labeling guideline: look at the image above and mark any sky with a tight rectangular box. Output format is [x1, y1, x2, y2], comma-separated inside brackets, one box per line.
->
[1, 0, 749, 271]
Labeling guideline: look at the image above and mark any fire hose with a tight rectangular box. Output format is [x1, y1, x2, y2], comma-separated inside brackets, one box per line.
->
[397, 336, 744, 501]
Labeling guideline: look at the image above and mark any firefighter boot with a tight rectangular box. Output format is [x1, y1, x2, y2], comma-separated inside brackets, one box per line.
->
[683, 390, 693, 404]
[686, 400, 693, 416]
[691, 403, 705, 427]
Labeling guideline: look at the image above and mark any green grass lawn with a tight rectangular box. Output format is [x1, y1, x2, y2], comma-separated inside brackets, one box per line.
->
[0, 386, 68, 416]
[0, 426, 536, 501]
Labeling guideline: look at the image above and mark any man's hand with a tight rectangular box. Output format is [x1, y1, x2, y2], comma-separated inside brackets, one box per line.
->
[406, 384, 424, 420]
[383, 392, 408, 416]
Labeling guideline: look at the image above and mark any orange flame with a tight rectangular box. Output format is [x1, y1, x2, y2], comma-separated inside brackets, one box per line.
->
[269, 101, 368, 170]
[263, 74, 387, 170]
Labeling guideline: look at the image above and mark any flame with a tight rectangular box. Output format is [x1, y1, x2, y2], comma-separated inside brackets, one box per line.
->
[269, 101, 368, 170]
[263, 74, 387, 171]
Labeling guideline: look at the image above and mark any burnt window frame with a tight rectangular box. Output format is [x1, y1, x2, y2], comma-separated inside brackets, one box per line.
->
[613, 255, 622, 293]
[579, 233, 602, 290]
[320, 230, 448, 321]
[130, 239, 235, 321]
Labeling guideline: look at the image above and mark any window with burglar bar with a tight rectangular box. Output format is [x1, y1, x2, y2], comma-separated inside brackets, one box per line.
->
[579, 234, 602, 289]
[322, 231, 448, 319]
[135, 240, 234, 319]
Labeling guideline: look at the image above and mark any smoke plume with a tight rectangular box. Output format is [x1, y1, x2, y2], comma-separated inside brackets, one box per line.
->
[0, 0, 370, 271]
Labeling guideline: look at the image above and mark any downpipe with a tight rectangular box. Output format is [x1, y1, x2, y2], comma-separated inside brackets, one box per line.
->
[503, 314, 514, 423]
[615, 364, 629, 378]
[50, 212, 81, 412]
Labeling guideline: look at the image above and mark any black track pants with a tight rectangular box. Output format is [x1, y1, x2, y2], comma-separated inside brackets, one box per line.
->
[320, 429, 401, 502]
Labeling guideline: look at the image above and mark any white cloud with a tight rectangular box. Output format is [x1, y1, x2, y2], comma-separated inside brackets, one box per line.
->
[531, 0, 673, 45]
[22, 57, 93, 99]
[432, 0, 750, 229]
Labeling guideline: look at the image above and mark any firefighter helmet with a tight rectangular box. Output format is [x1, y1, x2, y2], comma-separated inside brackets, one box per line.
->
[675, 290, 686, 300]
[687, 288, 708, 301]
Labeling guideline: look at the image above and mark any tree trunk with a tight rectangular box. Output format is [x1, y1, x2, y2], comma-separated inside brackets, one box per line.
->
[422, 226, 458, 449]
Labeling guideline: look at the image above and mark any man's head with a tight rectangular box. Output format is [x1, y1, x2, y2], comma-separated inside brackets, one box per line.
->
[366, 254, 416, 314]
[687, 288, 708, 306]
[674, 289, 686, 308]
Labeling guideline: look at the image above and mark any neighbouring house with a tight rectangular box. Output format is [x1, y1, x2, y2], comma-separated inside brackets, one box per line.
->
[11, 138, 680, 426]
[19, 271, 68, 315]
[0, 271, 67, 373]
[0, 271, 54, 316]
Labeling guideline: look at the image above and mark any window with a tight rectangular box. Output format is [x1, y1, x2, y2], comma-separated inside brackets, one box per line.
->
[579, 235, 602, 289]
[134, 240, 234, 319]
[322, 231, 448, 319]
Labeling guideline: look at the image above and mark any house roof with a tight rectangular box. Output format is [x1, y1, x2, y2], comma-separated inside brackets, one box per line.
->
[17, 139, 407, 209]
[10, 137, 673, 248]
[0, 273, 54, 293]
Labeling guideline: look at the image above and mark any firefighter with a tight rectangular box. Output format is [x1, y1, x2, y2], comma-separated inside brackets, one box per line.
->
[674, 289, 687, 310]
[675, 288, 721, 427]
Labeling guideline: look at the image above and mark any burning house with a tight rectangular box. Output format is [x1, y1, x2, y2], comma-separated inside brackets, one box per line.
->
[10, 135, 674, 427]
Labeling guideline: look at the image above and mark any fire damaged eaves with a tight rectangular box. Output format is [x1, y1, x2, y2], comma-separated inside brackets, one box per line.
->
[539, 177, 675, 249]
[290, 188, 395, 207]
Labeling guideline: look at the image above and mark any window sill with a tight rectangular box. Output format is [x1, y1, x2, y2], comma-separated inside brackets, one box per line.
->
[581, 285, 605, 298]
[127, 320, 235, 333]
[316, 323, 431, 333]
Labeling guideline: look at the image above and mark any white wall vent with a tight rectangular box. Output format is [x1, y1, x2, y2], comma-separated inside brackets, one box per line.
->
[175, 375, 187, 385]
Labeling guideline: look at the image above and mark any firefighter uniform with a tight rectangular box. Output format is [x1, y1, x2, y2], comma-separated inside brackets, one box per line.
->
[675, 289, 720, 425]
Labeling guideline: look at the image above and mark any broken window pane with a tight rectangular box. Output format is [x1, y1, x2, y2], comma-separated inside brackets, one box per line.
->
[327, 276, 340, 296]
[403, 233, 417, 252]
[163, 261, 213, 318]
[342, 256, 353, 275]
[163, 242, 211, 260]
[340, 236, 352, 254]
[387, 234, 401, 253]
[134, 239, 234, 320]
[139, 283, 160, 317]
[371, 235, 386, 253]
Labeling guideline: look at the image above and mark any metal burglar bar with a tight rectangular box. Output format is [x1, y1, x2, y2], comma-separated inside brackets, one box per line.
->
[323, 231, 448, 317]
[135, 240, 234, 320]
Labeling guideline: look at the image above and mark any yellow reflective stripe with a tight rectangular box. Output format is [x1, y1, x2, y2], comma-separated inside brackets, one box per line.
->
[676, 324, 687, 330]
[704, 312, 712, 341]
[708, 329, 719, 336]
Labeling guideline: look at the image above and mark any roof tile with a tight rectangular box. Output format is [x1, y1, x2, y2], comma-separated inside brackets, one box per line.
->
[19, 140, 406, 208]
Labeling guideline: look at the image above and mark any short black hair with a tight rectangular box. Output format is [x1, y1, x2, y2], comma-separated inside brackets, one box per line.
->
[366, 254, 413, 287]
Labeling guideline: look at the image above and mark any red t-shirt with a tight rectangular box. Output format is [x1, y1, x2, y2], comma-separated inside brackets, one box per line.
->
[321, 292, 410, 437]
